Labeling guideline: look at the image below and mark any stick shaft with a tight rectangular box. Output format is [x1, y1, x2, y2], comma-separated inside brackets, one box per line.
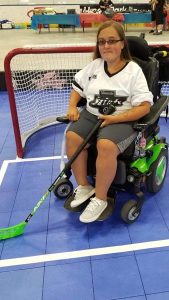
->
[25, 191, 50, 223]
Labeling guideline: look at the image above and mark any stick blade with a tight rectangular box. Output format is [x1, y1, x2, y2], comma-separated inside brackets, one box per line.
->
[0, 222, 27, 240]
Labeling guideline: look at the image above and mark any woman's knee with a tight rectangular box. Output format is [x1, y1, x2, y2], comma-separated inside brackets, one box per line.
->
[66, 131, 83, 146]
[66, 131, 83, 149]
[97, 139, 120, 157]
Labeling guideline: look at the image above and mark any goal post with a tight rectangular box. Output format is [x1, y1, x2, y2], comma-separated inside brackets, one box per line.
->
[4, 46, 94, 158]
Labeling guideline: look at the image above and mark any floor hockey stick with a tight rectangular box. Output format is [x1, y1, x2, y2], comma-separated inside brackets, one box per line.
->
[0, 116, 106, 240]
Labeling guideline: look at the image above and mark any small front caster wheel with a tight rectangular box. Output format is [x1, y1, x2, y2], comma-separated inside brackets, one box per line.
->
[121, 200, 141, 224]
[53, 178, 73, 199]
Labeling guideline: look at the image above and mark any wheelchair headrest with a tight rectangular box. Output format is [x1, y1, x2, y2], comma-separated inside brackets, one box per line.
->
[126, 36, 152, 61]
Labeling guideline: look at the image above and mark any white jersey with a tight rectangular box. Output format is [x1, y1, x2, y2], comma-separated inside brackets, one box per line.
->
[72, 58, 153, 117]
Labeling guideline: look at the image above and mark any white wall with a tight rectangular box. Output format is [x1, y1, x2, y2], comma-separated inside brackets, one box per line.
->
[0, 0, 150, 3]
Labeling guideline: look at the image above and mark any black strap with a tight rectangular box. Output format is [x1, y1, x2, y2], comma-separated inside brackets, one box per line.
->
[165, 105, 168, 122]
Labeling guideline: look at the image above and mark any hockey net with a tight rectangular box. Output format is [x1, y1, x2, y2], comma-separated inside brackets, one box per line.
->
[4, 46, 94, 158]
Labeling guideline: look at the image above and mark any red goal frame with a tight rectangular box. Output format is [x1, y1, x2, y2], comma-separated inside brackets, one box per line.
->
[4, 46, 94, 158]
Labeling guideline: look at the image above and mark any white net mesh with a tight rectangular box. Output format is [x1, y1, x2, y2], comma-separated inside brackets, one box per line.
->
[7, 49, 93, 150]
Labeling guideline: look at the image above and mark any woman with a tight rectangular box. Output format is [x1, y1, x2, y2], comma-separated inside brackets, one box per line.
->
[99, 0, 114, 18]
[66, 21, 153, 223]
[99, 0, 113, 12]
[149, 0, 166, 35]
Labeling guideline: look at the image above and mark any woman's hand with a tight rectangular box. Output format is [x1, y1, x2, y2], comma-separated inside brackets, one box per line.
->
[67, 106, 80, 122]
[99, 101, 151, 127]
[99, 115, 115, 127]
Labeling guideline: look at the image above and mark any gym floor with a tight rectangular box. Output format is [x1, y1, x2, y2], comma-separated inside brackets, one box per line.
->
[0, 27, 169, 300]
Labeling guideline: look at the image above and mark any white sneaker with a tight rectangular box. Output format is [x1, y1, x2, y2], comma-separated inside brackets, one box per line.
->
[79, 197, 108, 223]
[70, 185, 95, 208]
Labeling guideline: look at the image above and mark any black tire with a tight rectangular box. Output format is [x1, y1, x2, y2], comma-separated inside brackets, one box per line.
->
[146, 148, 168, 193]
[121, 200, 141, 224]
[53, 178, 73, 199]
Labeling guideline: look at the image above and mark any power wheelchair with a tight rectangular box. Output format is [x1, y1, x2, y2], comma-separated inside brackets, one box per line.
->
[53, 36, 169, 224]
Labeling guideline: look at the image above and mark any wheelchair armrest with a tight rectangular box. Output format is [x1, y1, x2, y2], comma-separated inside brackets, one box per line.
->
[56, 98, 87, 123]
[56, 115, 70, 123]
[133, 95, 169, 131]
[56, 96, 169, 127]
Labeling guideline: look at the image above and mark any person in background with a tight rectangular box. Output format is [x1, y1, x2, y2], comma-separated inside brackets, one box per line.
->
[149, 0, 166, 35]
[99, 0, 113, 13]
[66, 21, 153, 223]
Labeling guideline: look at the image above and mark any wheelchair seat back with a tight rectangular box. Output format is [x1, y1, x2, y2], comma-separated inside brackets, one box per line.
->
[126, 36, 159, 102]
[111, 37, 160, 185]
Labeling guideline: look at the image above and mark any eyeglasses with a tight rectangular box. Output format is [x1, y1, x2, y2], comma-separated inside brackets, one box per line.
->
[97, 39, 123, 46]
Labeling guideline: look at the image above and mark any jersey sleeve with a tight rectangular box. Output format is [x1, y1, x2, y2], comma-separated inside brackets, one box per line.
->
[130, 66, 154, 107]
[72, 61, 94, 98]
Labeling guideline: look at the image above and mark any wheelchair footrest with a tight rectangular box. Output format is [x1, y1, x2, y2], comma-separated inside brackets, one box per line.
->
[97, 197, 116, 221]
[64, 195, 116, 221]
[64, 196, 90, 212]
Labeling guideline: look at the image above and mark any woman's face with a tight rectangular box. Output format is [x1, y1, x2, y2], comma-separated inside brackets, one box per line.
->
[98, 26, 124, 64]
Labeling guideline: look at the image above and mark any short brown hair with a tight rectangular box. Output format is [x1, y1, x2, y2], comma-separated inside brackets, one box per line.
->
[93, 21, 131, 61]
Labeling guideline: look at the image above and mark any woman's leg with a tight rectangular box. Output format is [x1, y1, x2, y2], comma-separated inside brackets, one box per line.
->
[153, 8, 164, 34]
[156, 23, 163, 32]
[95, 139, 120, 200]
[79, 123, 136, 223]
[149, 11, 156, 33]
[66, 130, 96, 208]
[79, 139, 120, 223]
[66, 131, 90, 186]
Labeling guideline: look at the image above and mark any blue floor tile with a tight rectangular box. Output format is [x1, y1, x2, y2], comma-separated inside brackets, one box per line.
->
[0, 146, 16, 160]
[26, 126, 56, 147]
[128, 196, 169, 244]
[0, 190, 17, 212]
[43, 262, 94, 300]
[88, 217, 133, 260]
[0, 170, 22, 192]
[136, 251, 169, 294]
[46, 203, 90, 255]
[92, 255, 144, 300]
[22, 159, 53, 173]
[154, 184, 169, 229]
[18, 171, 52, 191]
[0, 267, 44, 300]
[13, 188, 50, 211]
[88, 218, 131, 248]
[147, 292, 169, 300]
[0, 212, 11, 254]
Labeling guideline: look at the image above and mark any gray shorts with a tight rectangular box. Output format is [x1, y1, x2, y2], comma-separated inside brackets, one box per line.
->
[67, 109, 137, 153]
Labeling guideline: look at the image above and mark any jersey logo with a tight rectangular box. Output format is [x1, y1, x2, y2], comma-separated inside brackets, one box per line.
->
[89, 74, 97, 80]
[89, 90, 127, 114]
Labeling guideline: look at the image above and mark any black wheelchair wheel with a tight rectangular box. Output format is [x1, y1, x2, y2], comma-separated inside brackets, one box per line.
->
[121, 200, 141, 224]
[53, 178, 73, 199]
[146, 148, 168, 193]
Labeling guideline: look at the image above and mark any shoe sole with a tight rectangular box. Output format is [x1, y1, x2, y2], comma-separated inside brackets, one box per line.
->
[79, 202, 108, 223]
[70, 188, 95, 208]
[153, 32, 162, 35]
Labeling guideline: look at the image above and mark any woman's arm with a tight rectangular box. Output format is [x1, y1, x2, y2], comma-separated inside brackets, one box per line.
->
[99, 101, 151, 127]
[67, 89, 82, 121]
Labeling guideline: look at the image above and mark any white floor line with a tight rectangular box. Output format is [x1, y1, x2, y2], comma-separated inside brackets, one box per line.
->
[9, 155, 66, 163]
[0, 156, 66, 186]
[0, 160, 9, 186]
[1, 239, 169, 268]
